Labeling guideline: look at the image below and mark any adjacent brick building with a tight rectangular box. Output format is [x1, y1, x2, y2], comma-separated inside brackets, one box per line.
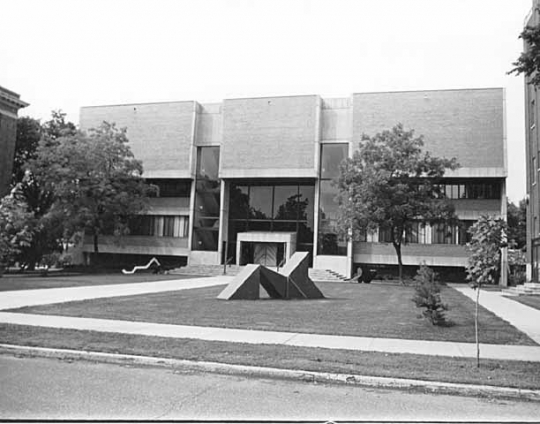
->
[0, 86, 28, 197]
[80, 88, 507, 282]
[523, 0, 540, 282]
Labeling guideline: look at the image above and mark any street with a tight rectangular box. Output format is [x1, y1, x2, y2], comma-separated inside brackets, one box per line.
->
[0, 354, 538, 421]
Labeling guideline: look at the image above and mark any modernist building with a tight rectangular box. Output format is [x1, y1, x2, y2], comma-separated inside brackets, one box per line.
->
[523, 0, 540, 282]
[0, 86, 29, 197]
[80, 88, 507, 281]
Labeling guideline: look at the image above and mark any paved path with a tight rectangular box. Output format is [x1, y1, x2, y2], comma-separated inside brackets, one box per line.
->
[1, 278, 540, 362]
[0, 276, 231, 310]
[1, 311, 540, 361]
[453, 286, 540, 345]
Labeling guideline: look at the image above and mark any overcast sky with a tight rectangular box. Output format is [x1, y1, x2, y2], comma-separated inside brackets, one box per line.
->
[1, 0, 532, 202]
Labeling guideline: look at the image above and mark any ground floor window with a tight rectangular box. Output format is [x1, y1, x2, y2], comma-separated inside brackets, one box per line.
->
[129, 215, 189, 238]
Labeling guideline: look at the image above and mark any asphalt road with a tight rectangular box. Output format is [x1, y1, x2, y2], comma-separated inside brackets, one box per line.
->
[1, 354, 538, 421]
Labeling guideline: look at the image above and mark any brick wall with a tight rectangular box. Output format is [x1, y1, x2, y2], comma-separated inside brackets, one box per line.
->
[220, 95, 319, 178]
[352, 89, 505, 171]
[0, 113, 16, 197]
[80, 102, 196, 178]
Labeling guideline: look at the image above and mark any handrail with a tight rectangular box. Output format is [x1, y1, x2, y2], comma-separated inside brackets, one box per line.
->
[276, 258, 286, 273]
[223, 256, 234, 275]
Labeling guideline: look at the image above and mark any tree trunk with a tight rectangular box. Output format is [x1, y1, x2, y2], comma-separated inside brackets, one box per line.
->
[475, 286, 480, 368]
[93, 230, 99, 266]
[392, 242, 404, 284]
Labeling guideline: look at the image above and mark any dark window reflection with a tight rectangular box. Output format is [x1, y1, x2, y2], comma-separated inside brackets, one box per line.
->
[319, 180, 339, 220]
[321, 144, 348, 179]
[249, 186, 273, 219]
[273, 186, 299, 220]
[227, 182, 316, 262]
[197, 146, 220, 180]
[230, 186, 249, 219]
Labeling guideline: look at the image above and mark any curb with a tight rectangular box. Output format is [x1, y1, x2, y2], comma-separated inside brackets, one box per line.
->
[1, 343, 539, 402]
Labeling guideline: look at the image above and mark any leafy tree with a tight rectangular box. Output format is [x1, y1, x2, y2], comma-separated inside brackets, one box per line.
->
[336, 123, 459, 282]
[507, 199, 526, 250]
[466, 215, 507, 368]
[11, 111, 78, 270]
[28, 122, 156, 261]
[11, 117, 42, 186]
[0, 194, 33, 274]
[509, 11, 540, 87]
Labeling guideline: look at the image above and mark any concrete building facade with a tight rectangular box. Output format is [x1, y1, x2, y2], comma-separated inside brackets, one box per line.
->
[80, 88, 507, 281]
[0, 86, 28, 197]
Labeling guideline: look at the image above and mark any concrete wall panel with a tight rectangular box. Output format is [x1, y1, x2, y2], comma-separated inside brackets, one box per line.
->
[80, 102, 196, 178]
[221, 95, 319, 178]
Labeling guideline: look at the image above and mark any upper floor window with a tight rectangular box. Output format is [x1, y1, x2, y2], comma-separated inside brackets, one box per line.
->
[320, 143, 348, 179]
[197, 147, 220, 180]
[148, 179, 191, 197]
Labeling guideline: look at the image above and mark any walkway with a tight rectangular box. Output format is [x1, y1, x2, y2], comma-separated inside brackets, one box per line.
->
[1, 278, 540, 362]
[453, 286, 540, 345]
[0, 276, 232, 310]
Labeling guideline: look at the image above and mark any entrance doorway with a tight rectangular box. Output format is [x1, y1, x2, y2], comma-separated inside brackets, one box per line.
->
[236, 232, 296, 267]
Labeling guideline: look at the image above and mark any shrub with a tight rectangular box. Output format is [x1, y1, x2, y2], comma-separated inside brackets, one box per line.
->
[411, 264, 448, 326]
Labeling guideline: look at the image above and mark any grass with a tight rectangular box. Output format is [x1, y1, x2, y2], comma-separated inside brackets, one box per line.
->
[11, 282, 536, 345]
[1, 323, 539, 390]
[0, 273, 192, 292]
[506, 295, 540, 311]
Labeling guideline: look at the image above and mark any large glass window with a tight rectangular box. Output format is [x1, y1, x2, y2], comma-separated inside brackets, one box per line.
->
[227, 181, 316, 262]
[321, 144, 348, 179]
[249, 186, 273, 219]
[318, 143, 348, 256]
[193, 147, 221, 251]
[197, 146, 220, 180]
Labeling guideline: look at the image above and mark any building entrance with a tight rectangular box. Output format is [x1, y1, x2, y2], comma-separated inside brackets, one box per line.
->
[236, 232, 296, 267]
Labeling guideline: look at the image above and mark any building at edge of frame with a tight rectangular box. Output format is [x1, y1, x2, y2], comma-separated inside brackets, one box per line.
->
[0, 86, 29, 198]
[523, 1, 540, 283]
[80, 88, 508, 284]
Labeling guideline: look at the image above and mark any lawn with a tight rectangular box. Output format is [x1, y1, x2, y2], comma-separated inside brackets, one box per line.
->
[0, 273, 192, 292]
[506, 295, 540, 311]
[1, 324, 539, 390]
[11, 282, 536, 345]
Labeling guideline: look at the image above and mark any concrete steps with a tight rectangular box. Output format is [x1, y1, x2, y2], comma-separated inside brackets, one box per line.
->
[169, 264, 243, 277]
[503, 283, 540, 296]
[308, 268, 348, 283]
[169, 264, 348, 282]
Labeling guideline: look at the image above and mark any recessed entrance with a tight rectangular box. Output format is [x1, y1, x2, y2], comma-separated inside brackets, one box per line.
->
[237, 232, 296, 267]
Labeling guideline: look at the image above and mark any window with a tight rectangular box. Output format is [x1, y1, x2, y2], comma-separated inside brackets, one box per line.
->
[193, 147, 221, 251]
[129, 215, 189, 237]
[432, 223, 458, 244]
[320, 144, 348, 179]
[147, 179, 191, 197]
[531, 99, 536, 129]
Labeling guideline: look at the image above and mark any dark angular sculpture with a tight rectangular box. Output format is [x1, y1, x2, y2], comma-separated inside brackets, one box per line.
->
[217, 252, 324, 300]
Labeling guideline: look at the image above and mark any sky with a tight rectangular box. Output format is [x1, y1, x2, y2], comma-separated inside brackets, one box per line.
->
[0, 0, 533, 202]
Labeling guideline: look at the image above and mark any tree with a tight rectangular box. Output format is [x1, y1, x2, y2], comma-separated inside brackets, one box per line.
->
[28, 122, 156, 261]
[466, 215, 507, 368]
[336, 123, 459, 282]
[509, 12, 540, 87]
[11, 116, 42, 187]
[0, 194, 33, 274]
[507, 199, 526, 250]
[11, 111, 78, 270]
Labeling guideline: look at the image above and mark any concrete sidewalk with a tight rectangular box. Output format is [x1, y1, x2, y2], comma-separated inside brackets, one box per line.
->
[1, 311, 540, 362]
[453, 286, 540, 344]
[1, 277, 539, 362]
[0, 276, 231, 310]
